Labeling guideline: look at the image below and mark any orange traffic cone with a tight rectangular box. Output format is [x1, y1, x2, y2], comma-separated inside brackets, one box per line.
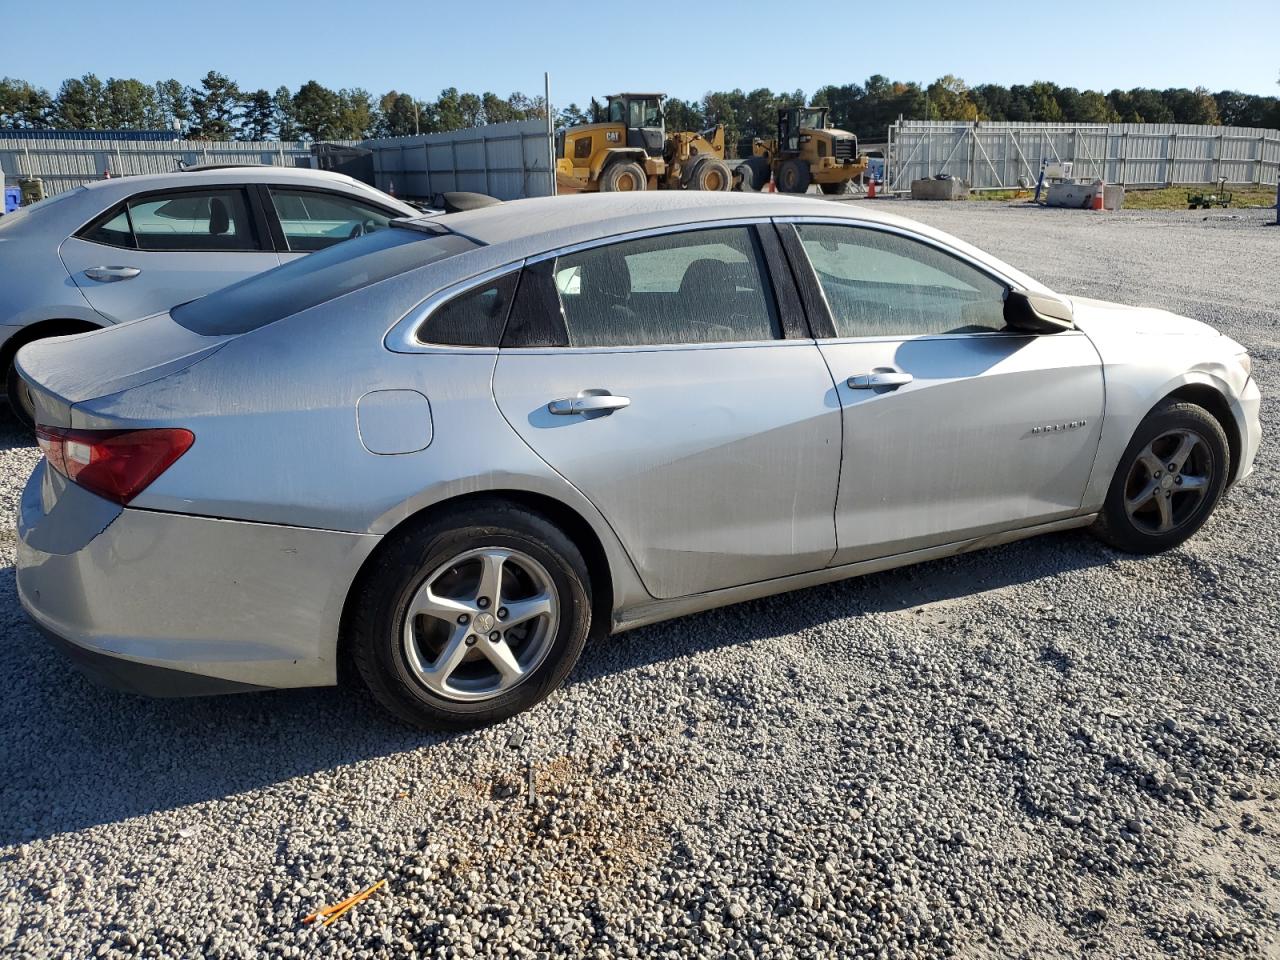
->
[102, 168, 111, 179]
[766, 176, 776, 194]
[1092, 180, 1104, 211]
[867, 178, 877, 199]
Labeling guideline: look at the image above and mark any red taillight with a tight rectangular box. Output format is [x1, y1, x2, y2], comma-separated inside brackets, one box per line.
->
[35, 426, 194, 505]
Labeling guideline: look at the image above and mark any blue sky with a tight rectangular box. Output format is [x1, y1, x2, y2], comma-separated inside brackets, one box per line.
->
[9, 0, 1279, 102]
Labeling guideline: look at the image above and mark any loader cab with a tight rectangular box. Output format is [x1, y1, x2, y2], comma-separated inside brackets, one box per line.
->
[607, 93, 666, 157]
[778, 106, 829, 153]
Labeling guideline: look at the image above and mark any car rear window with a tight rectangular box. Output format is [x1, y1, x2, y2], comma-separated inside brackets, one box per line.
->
[170, 225, 479, 336]
[0, 186, 88, 233]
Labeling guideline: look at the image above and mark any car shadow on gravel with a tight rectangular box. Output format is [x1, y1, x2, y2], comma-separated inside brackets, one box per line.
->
[0, 529, 1108, 847]
[0, 417, 33, 453]
[569, 529, 1111, 684]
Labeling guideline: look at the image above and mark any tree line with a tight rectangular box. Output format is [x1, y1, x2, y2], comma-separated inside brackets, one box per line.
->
[659, 76, 1280, 148]
[1, 71, 1277, 145]
[0, 71, 550, 140]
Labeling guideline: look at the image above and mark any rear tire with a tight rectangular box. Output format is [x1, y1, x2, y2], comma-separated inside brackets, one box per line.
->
[687, 157, 732, 191]
[1091, 400, 1230, 554]
[349, 502, 592, 729]
[600, 161, 647, 192]
[777, 159, 811, 193]
[6, 358, 34, 431]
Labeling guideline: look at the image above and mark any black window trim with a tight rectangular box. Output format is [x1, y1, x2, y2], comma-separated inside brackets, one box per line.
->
[73, 184, 269, 254]
[258, 182, 406, 254]
[774, 218, 1053, 343]
[386, 263, 524, 354]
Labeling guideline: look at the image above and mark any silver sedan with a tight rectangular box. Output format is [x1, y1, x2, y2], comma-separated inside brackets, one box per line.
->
[0, 166, 419, 426]
[15, 193, 1261, 728]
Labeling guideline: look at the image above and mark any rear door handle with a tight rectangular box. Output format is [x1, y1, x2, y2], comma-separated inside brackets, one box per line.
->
[548, 390, 631, 416]
[847, 371, 913, 390]
[84, 266, 141, 283]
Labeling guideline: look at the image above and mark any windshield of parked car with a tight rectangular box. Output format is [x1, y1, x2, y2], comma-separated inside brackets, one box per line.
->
[171, 224, 479, 336]
[0, 186, 88, 232]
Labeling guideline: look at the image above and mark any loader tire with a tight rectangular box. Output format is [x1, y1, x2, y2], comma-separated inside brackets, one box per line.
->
[778, 159, 811, 193]
[688, 157, 732, 192]
[600, 161, 647, 192]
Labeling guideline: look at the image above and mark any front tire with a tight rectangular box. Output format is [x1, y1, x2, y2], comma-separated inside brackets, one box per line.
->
[349, 502, 592, 729]
[777, 158, 812, 193]
[1092, 400, 1230, 554]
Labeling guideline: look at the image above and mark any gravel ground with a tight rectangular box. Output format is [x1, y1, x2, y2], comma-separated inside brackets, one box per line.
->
[1, 201, 1277, 959]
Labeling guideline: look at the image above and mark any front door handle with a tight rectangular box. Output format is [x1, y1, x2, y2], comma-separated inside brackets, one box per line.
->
[847, 371, 913, 390]
[84, 266, 141, 283]
[548, 390, 631, 416]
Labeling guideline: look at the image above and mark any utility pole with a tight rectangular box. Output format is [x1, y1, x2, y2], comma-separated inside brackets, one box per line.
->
[545, 72, 555, 197]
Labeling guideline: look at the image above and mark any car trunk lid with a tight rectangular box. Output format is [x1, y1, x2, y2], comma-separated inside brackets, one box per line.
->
[15, 312, 233, 428]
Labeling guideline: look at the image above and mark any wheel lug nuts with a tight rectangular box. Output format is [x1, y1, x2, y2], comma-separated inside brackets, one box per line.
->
[489, 630, 501, 641]
[457, 614, 470, 625]
[1168, 463, 1176, 472]
[1154, 471, 1162, 478]
[477, 597, 490, 609]
[465, 635, 477, 646]
[1175, 476, 1183, 485]
[497, 607, 508, 620]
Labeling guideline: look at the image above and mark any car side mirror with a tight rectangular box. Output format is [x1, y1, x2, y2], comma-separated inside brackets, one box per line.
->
[1004, 289, 1074, 334]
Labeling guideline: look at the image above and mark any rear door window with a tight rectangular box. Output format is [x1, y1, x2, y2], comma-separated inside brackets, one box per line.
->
[549, 226, 780, 347]
[126, 188, 261, 252]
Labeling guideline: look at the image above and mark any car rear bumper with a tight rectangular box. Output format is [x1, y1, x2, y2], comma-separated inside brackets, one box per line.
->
[16, 462, 380, 695]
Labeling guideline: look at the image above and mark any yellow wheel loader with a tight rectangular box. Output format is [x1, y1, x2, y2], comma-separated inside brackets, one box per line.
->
[555, 93, 733, 193]
[736, 106, 869, 194]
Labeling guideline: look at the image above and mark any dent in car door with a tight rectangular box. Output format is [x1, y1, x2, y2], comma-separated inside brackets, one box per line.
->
[60, 186, 279, 323]
[783, 221, 1104, 565]
[490, 225, 841, 600]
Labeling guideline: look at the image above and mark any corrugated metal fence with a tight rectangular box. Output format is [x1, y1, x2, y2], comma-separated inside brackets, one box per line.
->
[363, 119, 554, 201]
[886, 121, 1280, 192]
[0, 137, 321, 196]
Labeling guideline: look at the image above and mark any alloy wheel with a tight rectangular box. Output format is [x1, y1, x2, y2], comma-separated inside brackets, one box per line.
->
[1122, 428, 1213, 535]
[402, 547, 559, 702]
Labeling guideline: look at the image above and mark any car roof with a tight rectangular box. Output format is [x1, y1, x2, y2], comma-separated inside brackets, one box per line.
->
[70, 166, 418, 212]
[429, 192, 1047, 292]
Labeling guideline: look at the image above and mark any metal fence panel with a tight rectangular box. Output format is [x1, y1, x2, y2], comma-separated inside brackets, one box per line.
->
[364, 119, 553, 201]
[0, 138, 327, 195]
[887, 121, 1280, 192]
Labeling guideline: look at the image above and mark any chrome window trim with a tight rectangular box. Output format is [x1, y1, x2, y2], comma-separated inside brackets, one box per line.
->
[814, 330, 1086, 346]
[499, 338, 817, 356]
[385, 262, 525, 354]
[524, 217, 774, 265]
[389, 217, 788, 354]
[774, 215, 1024, 290]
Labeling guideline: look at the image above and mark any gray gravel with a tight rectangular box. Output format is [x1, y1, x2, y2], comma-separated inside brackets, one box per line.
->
[2, 201, 1278, 959]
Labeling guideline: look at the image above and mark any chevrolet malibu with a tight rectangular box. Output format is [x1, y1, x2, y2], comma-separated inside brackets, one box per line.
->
[15, 193, 1261, 729]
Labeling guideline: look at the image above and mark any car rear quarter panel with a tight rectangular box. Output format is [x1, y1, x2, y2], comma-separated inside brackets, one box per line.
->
[72, 260, 653, 616]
